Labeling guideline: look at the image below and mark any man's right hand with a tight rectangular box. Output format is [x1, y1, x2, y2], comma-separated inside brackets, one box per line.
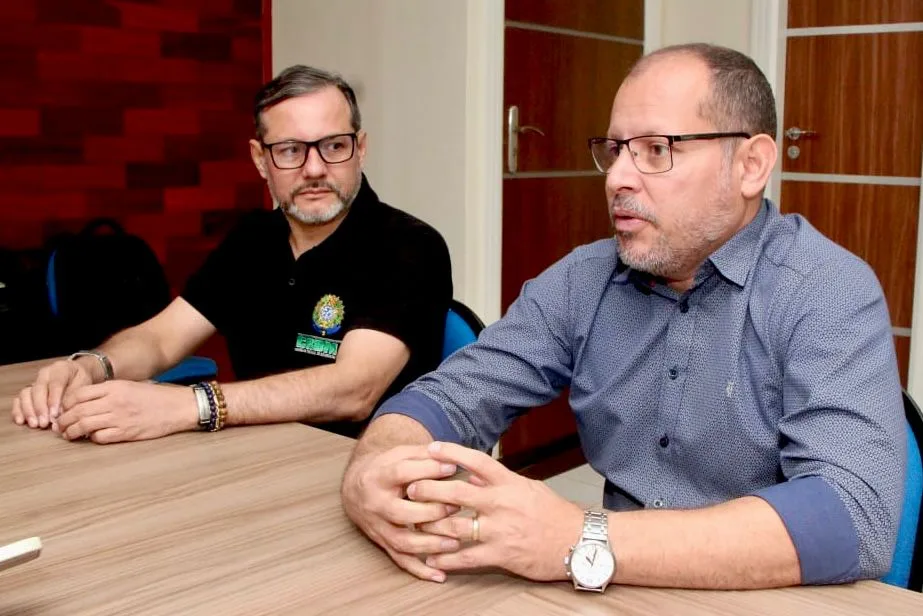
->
[341, 444, 462, 582]
[11, 359, 94, 429]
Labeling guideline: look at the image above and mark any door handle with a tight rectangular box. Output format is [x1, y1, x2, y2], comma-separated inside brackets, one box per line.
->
[507, 105, 545, 173]
[785, 126, 818, 141]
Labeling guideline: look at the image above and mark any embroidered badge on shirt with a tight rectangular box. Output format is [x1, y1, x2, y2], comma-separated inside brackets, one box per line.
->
[294, 333, 340, 359]
[312, 294, 345, 336]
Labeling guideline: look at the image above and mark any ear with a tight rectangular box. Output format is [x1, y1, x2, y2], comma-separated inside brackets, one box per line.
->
[249, 139, 269, 179]
[738, 134, 777, 200]
[356, 130, 367, 169]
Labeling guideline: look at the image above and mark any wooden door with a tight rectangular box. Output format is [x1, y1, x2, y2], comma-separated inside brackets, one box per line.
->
[499, 1, 643, 473]
[780, 1, 923, 386]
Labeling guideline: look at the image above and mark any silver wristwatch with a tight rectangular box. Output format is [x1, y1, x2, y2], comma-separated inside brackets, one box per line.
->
[69, 350, 114, 382]
[564, 510, 616, 592]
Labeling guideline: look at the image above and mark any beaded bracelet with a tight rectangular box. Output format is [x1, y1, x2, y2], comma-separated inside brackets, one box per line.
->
[208, 380, 228, 431]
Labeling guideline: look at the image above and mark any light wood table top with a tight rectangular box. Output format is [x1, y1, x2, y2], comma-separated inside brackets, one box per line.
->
[1, 359, 921, 615]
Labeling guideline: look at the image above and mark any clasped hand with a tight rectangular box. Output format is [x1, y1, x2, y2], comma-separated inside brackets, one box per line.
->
[12, 360, 195, 444]
[342, 441, 583, 583]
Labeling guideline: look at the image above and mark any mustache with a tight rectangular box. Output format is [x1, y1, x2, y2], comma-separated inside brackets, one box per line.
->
[291, 180, 340, 198]
[610, 195, 657, 224]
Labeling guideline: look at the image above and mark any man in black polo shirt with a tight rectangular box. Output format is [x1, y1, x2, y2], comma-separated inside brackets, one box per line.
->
[11, 65, 452, 441]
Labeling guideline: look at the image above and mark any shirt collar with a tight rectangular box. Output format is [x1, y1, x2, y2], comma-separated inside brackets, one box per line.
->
[707, 199, 771, 288]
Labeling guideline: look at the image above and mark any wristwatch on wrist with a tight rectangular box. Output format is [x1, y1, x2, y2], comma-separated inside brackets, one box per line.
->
[564, 510, 616, 593]
[68, 350, 114, 382]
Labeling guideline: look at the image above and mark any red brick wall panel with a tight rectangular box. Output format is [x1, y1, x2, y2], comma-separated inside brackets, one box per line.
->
[84, 135, 165, 163]
[0, 0, 268, 376]
[0, 109, 41, 137]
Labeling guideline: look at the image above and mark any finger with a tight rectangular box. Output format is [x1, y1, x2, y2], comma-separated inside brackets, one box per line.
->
[18, 389, 41, 429]
[61, 382, 109, 410]
[11, 396, 24, 425]
[29, 380, 50, 428]
[57, 398, 110, 431]
[380, 458, 457, 487]
[374, 444, 440, 466]
[380, 524, 461, 555]
[383, 499, 460, 526]
[427, 442, 509, 485]
[418, 514, 482, 542]
[61, 410, 114, 441]
[384, 545, 447, 583]
[88, 428, 122, 445]
[425, 544, 495, 572]
[407, 478, 485, 510]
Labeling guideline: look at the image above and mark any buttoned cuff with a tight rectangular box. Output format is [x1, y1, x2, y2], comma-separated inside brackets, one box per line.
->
[373, 390, 462, 443]
[753, 476, 860, 584]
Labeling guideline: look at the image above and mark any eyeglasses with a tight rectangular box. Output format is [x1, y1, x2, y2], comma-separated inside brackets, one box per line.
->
[261, 133, 358, 169]
[587, 132, 751, 174]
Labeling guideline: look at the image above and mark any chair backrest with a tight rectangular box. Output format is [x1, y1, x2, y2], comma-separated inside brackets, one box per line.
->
[882, 389, 923, 591]
[442, 299, 485, 361]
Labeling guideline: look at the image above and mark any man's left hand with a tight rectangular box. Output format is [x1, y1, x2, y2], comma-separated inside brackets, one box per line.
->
[409, 441, 584, 581]
[54, 381, 198, 444]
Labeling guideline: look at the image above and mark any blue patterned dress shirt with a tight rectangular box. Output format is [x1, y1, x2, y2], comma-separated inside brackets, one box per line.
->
[375, 200, 905, 584]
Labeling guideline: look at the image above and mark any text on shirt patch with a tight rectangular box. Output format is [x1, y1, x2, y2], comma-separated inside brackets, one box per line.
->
[294, 333, 340, 359]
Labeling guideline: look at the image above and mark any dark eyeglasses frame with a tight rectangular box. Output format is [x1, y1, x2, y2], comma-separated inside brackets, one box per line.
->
[587, 132, 752, 174]
[261, 132, 358, 170]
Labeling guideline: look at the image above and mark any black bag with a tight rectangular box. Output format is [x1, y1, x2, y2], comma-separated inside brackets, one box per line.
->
[48, 219, 171, 351]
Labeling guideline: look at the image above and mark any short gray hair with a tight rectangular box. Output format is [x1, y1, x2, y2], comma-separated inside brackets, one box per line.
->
[630, 43, 777, 139]
[253, 65, 361, 140]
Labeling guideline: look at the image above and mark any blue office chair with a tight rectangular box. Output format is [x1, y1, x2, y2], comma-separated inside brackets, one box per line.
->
[442, 299, 485, 361]
[882, 389, 923, 591]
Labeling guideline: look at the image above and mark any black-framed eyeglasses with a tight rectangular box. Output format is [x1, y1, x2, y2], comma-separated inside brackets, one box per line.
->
[261, 133, 358, 169]
[588, 132, 751, 174]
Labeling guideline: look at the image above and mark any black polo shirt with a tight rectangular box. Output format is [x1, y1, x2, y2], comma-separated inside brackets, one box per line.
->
[182, 176, 452, 437]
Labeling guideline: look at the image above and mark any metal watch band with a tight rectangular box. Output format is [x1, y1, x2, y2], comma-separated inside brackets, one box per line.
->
[192, 385, 211, 429]
[69, 350, 114, 381]
[582, 510, 609, 543]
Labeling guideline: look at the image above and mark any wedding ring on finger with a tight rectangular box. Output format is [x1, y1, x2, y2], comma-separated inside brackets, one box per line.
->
[471, 514, 480, 542]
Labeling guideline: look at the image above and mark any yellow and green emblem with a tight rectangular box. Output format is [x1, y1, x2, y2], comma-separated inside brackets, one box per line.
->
[312, 294, 345, 336]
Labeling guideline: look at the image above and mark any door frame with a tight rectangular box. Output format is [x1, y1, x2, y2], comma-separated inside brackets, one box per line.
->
[749, 0, 923, 397]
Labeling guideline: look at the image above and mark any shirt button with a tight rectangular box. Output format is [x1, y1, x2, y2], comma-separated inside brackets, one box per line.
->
[679, 300, 689, 313]
[652, 499, 665, 509]
[668, 366, 678, 380]
[288, 278, 296, 286]
[659, 435, 670, 448]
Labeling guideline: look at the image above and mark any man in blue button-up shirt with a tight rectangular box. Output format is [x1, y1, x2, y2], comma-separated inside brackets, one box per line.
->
[341, 43, 905, 589]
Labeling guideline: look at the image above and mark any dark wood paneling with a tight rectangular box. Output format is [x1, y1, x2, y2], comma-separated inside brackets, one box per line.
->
[788, 0, 923, 28]
[780, 181, 919, 328]
[502, 176, 610, 307]
[783, 33, 923, 177]
[500, 176, 610, 458]
[506, 0, 643, 39]
[895, 334, 910, 388]
[504, 28, 641, 173]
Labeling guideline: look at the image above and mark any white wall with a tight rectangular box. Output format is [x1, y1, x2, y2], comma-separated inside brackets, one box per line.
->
[658, 0, 751, 52]
[273, 0, 501, 321]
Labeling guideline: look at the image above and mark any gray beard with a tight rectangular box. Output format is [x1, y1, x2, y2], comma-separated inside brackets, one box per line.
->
[274, 180, 360, 225]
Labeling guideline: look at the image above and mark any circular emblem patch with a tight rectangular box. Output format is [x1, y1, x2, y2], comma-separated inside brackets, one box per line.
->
[312, 294, 345, 335]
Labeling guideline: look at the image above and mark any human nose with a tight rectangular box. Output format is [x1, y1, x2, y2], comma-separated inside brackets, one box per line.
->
[300, 145, 327, 177]
[605, 142, 642, 195]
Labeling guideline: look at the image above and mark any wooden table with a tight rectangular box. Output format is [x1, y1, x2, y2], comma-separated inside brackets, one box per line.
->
[1, 360, 921, 615]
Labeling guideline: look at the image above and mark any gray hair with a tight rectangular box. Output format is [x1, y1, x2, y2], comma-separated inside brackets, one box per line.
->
[253, 65, 361, 140]
[629, 43, 777, 139]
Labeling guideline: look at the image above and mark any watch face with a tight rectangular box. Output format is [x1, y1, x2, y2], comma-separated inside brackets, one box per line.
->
[570, 542, 615, 589]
